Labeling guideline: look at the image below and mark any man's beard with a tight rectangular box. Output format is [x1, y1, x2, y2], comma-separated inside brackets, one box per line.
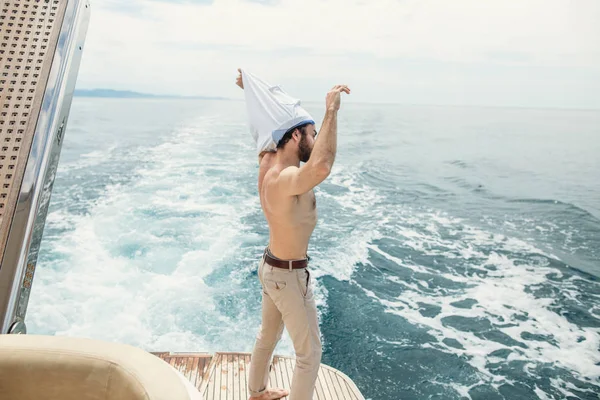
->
[298, 134, 312, 163]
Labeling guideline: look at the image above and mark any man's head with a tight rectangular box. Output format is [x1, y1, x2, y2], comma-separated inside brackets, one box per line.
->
[276, 123, 317, 163]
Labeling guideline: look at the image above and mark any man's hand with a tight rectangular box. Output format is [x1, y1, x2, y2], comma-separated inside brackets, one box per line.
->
[235, 68, 244, 90]
[326, 85, 351, 112]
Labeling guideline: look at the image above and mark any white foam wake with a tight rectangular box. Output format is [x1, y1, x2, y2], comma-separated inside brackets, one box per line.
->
[28, 115, 298, 354]
[361, 208, 600, 397]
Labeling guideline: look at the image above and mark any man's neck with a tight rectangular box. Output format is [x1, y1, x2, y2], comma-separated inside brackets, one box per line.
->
[275, 150, 300, 168]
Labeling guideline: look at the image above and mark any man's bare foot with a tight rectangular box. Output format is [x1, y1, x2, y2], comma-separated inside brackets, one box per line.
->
[249, 388, 289, 400]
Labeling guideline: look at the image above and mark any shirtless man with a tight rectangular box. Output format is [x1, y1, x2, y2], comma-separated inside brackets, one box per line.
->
[235, 71, 350, 400]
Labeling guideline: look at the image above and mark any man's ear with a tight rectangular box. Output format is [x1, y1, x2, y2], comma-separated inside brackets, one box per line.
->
[292, 128, 301, 142]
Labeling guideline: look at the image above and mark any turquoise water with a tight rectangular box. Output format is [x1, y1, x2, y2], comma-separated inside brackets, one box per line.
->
[27, 98, 600, 399]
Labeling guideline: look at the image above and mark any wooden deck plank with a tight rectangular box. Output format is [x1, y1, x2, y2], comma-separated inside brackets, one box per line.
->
[218, 355, 224, 399]
[205, 356, 213, 399]
[201, 357, 209, 398]
[196, 356, 209, 391]
[195, 357, 205, 390]
[318, 367, 334, 400]
[273, 356, 289, 399]
[335, 372, 353, 400]
[190, 357, 200, 388]
[281, 358, 291, 397]
[198, 355, 215, 397]
[185, 357, 193, 380]
[193, 357, 201, 385]
[210, 354, 221, 400]
[240, 354, 247, 399]
[233, 355, 240, 400]
[243, 354, 251, 399]
[205, 356, 214, 389]
[223, 354, 230, 400]
[314, 362, 326, 400]
[176, 356, 188, 374]
[198, 358, 204, 390]
[185, 357, 194, 383]
[283, 357, 293, 384]
[282, 357, 293, 400]
[220, 354, 229, 400]
[173, 356, 183, 371]
[326, 368, 342, 400]
[272, 356, 280, 391]
[329, 371, 347, 400]
[227, 354, 235, 400]
[212, 355, 220, 395]
[231, 355, 237, 400]
[220, 354, 227, 400]
[340, 369, 362, 400]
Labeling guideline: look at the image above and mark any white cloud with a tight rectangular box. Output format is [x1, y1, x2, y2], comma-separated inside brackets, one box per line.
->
[77, 0, 600, 108]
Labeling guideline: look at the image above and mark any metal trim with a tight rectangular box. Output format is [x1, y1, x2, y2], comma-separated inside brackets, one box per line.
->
[0, 0, 91, 334]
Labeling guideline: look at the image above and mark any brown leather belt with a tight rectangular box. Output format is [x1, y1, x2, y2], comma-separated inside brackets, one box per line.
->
[263, 248, 309, 270]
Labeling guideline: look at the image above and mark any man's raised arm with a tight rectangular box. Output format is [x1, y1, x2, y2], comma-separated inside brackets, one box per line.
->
[276, 85, 350, 196]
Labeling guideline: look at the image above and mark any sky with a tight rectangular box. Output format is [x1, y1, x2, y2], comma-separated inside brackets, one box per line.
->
[76, 0, 600, 109]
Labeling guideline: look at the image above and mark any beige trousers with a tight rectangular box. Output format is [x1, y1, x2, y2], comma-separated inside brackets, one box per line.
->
[248, 254, 322, 400]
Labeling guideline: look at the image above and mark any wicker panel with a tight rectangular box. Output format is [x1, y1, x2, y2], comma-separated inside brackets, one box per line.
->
[0, 0, 66, 261]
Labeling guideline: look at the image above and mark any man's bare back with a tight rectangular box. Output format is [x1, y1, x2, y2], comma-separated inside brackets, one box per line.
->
[259, 153, 317, 260]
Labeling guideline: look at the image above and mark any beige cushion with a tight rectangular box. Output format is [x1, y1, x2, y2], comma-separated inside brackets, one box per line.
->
[0, 334, 196, 400]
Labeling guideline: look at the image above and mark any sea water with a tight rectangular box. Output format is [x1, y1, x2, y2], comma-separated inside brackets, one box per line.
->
[27, 98, 600, 399]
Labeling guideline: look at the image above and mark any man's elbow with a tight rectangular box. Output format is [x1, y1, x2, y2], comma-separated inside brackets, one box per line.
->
[314, 162, 332, 181]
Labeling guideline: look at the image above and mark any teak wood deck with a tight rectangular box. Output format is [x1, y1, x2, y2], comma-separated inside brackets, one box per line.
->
[152, 352, 365, 400]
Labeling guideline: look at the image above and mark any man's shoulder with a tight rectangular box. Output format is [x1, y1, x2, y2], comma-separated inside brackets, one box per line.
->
[263, 165, 298, 197]
[278, 165, 299, 176]
[266, 165, 299, 183]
